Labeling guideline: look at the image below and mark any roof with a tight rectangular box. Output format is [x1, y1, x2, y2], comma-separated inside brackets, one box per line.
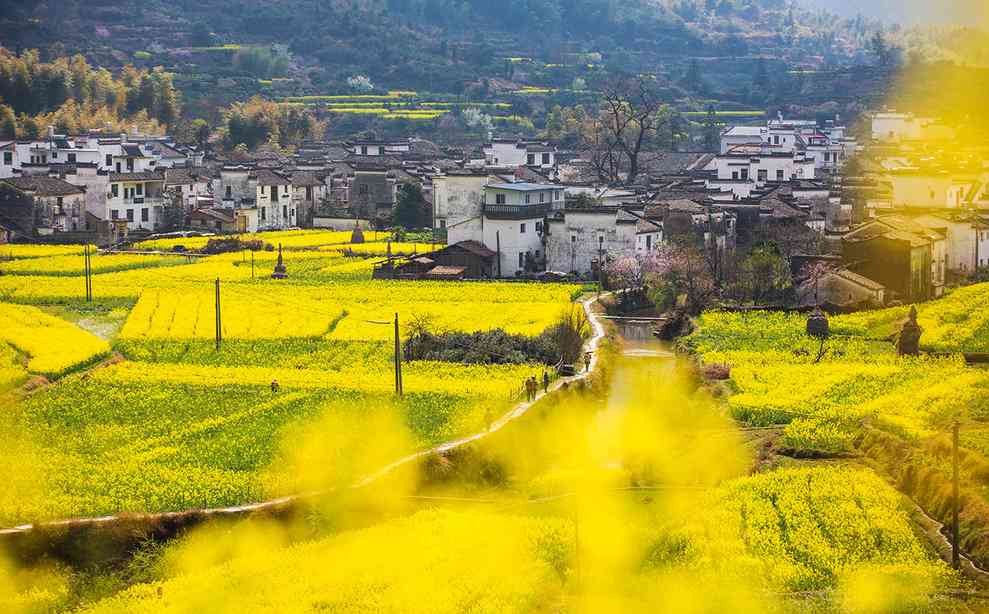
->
[190, 208, 235, 223]
[110, 171, 164, 182]
[834, 269, 886, 291]
[723, 126, 765, 138]
[164, 167, 212, 186]
[252, 169, 292, 186]
[121, 144, 145, 157]
[448, 240, 496, 258]
[487, 182, 557, 192]
[291, 171, 323, 187]
[425, 265, 467, 277]
[1, 176, 85, 197]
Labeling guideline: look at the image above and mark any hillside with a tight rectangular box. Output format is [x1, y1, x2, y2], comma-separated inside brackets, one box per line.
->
[0, 0, 882, 117]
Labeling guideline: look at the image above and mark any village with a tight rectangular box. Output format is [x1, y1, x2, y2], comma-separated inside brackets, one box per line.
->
[1, 109, 985, 314]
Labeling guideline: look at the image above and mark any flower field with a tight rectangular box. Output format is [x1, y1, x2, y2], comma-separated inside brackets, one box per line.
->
[0, 234, 579, 525]
[0, 252, 189, 276]
[66, 466, 951, 613]
[0, 301, 110, 378]
[686, 295, 989, 453]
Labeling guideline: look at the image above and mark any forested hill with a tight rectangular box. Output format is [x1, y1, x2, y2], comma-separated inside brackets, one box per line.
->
[1, 0, 879, 101]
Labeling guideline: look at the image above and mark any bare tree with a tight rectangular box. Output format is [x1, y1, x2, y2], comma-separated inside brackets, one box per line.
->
[583, 76, 672, 186]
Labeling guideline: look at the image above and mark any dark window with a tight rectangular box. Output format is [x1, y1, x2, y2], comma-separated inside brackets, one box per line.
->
[776, 170, 784, 181]
[740, 168, 749, 180]
[141, 208, 149, 222]
[439, 219, 446, 229]
[282, 205, 287, 219]
[3, 151, 12, 165]
[260, 207, 266, 221]
[216, 221, 222, 230]
[527, 154, 535, 165]
[306, 186, 313, 200]
[136, 183, 143, 196]
[495, 194, 506, 205]
[106, 154, 112, 167]
[518, 252, 524, 268]
[111, 209, 119, 220]
[361, 146, 368, 155]
[56, 197, 63, 207]
[260, 185, 266, 195]
[126, 209, 134, 221]
[542, 153, 550, 164]
[520, 223, 526, 234]
[225, 185, 232, 198]
[52, 151, 58, 159]
[126, 159, 134, 171]
[67, 153, 76, 163]
[116, 162, 121, 172]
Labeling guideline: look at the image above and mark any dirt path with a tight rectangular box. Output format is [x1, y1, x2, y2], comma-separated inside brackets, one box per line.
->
[0, 294, 610, 538]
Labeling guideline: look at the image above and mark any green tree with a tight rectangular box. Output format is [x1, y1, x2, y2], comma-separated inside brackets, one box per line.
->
[0, 105, 17, 138]
[393, 182, 427, 229]
[703, 104, 720, 152]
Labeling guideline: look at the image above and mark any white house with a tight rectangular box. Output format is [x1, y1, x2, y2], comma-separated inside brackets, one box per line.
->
[483, 140, 557, 170]
[912, 213, 989, 274]
[253, 169, 296, 229]
[106, 170, 166, 231]
[446, 182, 564, 277]
[0, 176, 87, 232]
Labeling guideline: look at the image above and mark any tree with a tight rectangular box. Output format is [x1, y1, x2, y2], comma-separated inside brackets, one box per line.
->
[0, 105, 17, 138]
[642, 245, 717, 315]
[738, 247, 790, 305]
[583, 75, 672, 186]
[871, 31, 893, 67]
[703, 104, 720, 152]
[393, 182, 427, 229]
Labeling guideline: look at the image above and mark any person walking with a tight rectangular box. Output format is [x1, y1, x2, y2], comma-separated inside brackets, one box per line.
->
[542, 371, 549, 393]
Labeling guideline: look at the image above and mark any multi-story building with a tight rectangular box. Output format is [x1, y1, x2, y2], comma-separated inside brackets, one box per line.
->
[106, 171, 166, 231]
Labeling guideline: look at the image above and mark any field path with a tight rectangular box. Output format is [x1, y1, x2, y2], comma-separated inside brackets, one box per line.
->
[0, 293, 610, 538]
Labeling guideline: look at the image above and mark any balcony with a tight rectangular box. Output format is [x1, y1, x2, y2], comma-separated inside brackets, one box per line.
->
[482, 202, 551, 220]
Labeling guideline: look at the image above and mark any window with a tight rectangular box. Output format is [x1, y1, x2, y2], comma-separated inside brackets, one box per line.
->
[525, 193, 531, 204]
[359, 184, 369, 195]
[215, 221, 222, 230]
[126, 209, 134, 221]
[260, 207, 266, 221]
[535, 221, 542, 233]
[731, 171, 739, 180]
[519, 252, 525, 268]
[740, 168, 749, 180]
[225, 185, 232, 198]
[141, 208, 149, 222]
[495, 194, 506, 205]
[56, 197, 63, 212]
[527, 154, 536, 165]
[3, 151, 11, 165]
[67, 153, 76, 163]
[282, 205, 287, 219]
[111, 184, 118, 198]
[116, 162, 121, 172]
[52, 151, 57, 159]
[646, 235, 652, 250]
[306, 186, 313, 200]
[439, 220, 446, 229]
[776, 169, 784, 181]
[520, 223, 526, 234]
[758, 169, 768, 182]
[361, 146, 368, 155]
[105, 154, 112, 167]
[539, 192, 545, 203]
[111, 209, 119, 220]
[126, 158, 134, 171]
[135, 183, 143, 196]
[542, 153, 550, 165]
[571, 235, 576, 244]
[284, 185, 289, 195]
[260, 186, 266, 195]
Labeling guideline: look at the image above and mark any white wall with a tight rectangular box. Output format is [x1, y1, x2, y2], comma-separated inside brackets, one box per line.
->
[481, 216, 545, 277]
[432, 175, 488, 230]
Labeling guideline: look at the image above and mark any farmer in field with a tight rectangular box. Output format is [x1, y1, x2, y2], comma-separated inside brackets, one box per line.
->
[271, 379, 280, 393]
[584, 351, 592, 372]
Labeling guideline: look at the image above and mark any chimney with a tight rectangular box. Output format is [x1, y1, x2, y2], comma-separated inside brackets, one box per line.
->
[120, 133, 127, 144]
[48, 125, 55, 139]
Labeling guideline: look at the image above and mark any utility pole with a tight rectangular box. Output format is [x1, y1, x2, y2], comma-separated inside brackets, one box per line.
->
[83, 244, 93, 303]
[214, 277, 222, 351]
[251, 249, 255, 279]
[952, 418, 961, 569]
[496, 231, 502, 278]
[394, 312, 403, 397]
